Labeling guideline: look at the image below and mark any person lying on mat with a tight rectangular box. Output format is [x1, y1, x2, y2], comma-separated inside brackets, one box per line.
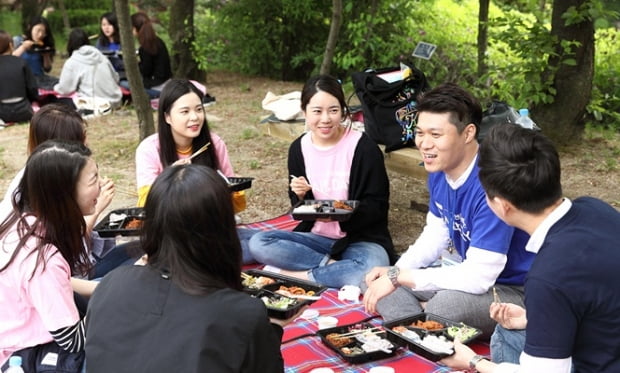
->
[249, 74, 397, 289]
[441, 124, 620, 373]
[363, 83, 535, 338]
[86, 165, 295, 373]
[135, 78, 258, 263]
[0, 140, 100, 370]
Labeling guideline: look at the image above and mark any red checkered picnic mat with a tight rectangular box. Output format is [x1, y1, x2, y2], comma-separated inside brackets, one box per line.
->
[280, 289, 489, 373]
[239, 213, 299, 232]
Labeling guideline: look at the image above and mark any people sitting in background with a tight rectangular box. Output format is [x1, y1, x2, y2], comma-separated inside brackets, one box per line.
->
[248, 74, 396, 289]
[0, 30, 38, 125]
[95, 12, 125, 79]
[135, 79, 256, 263]
[11, 16, 58, 90]
[86, 165, 290, 373]
[442, 124, 620, 372]
[363, 83, 535, 338]
[54, 28, 122, 112]
[0, 140, 99, 370]
[120, 12, 171, 98]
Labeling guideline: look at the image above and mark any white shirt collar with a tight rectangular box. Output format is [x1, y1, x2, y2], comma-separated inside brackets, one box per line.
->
[525, 198, 572, 254]
[446, 153, 478, 189]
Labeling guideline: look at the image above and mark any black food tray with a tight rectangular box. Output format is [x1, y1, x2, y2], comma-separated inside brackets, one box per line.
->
[228, 177, 254, 191]
[94, 207, 145, 238]
[253, 289, 305, 319]
[383, 313, 482, 362]
[241, 269, 326, 298]
[291, 200, 359, 222]
[317, 322, 396, 364]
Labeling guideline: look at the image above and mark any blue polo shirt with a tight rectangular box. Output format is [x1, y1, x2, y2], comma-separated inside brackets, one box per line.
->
[524, 197, 620, 371]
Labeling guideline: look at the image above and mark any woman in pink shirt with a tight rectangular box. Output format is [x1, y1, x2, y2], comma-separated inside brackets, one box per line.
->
[249, 75, 397, 288]
[0, 140, 99, 370]
[135, 79, 256, 263]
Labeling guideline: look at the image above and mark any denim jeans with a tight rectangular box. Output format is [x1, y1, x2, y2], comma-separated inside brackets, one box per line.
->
[248, 230, 389, 288]
[119, 80, 161, 99]
[491, 325, 526, 364]
[237, 227, 260, 264]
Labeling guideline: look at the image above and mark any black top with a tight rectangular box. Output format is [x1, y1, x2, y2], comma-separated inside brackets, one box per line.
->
[0, 55, 38, 102]
[288, 132, 397, 263]
[138, 37, 172, 88]
[85, 265, 284, 373]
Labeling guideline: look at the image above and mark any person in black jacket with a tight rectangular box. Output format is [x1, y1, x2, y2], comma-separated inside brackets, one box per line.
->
[249, 75, 396, 289]
[121, 12, 171, 99]
[0, 30, 38, 124]
[86, 165, 290, 373]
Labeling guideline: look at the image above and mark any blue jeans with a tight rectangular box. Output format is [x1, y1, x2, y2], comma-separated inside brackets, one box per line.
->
[491, 325, 526, 364]
[238, 227, 260, 264]
[119, 80, 161, 99]
[248, 230, 389, 288]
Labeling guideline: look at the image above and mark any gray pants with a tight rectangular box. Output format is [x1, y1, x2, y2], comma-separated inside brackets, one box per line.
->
[375, 284, 525, 339]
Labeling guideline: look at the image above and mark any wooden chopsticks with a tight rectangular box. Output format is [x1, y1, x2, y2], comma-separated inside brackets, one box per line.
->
[189, 142, 211, 160]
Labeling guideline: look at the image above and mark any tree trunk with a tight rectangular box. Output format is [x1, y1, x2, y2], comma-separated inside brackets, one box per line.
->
[477, 0, 489, 77]
[56, 0, 71, 36]
[320, 0, 343, 75]
[115, 0, 155, 140]
[21, 0, 40, 32]
[169, 0, 205, 81]
[533, 0, 594, 145]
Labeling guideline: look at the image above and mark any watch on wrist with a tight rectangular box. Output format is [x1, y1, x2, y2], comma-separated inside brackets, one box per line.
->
[387, 266, 400, 288]
[469, 354, 487, 371]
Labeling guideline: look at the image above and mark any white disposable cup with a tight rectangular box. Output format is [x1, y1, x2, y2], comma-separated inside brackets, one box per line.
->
[338, 285, 361, 302]
[369, 367, 395, 373]
[317, 316, 338, 329]
[310, 368, 335, 373]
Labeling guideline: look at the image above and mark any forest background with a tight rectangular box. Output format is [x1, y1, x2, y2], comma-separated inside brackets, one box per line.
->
[0, 0, 618, 253]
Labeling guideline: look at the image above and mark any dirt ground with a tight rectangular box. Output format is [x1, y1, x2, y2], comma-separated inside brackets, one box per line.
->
[0, 70, 618, 254]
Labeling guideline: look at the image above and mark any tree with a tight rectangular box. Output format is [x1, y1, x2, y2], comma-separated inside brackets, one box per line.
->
[320, 0, 343, 75]
[477, 0, 490, 77]
[114, 0, 155, 140]
[533, 0, 595, 144]
[169, 0, 205, 81]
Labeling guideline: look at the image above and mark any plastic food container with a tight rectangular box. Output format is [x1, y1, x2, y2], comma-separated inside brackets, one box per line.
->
[317, 322, 396, 364]
[383, 313, 482, 362]
[94, 207, 145, 238]
[227, 177, 254, 191]
[291, 200, 359, 222]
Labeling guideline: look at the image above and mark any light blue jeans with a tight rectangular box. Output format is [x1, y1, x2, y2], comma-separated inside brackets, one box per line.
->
[238, 227, 260, 264]
[248, 230, 389, 288]
[491, 325, 526, 364]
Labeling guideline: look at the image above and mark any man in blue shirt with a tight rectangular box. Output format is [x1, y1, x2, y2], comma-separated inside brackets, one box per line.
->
[442, 124, 620, 372]
[364, 83, 535, 338]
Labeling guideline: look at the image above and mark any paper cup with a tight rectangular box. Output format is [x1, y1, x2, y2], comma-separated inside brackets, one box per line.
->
[369, 367, 395, 373]
[310, 368, 335, 373]
[338, 285, 361, 302]
[317, 316, 338, 329]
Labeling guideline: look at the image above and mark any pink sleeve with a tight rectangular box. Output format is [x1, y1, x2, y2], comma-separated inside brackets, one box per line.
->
[27, 252, 80, 332]
[211, 133, 235, 176]
[135, 135, 164, 189]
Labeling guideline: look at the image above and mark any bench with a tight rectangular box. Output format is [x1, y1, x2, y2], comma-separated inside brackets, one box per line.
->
[258, 119, 427, 180]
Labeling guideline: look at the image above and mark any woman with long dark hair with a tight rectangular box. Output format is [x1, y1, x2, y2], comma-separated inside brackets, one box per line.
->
[11, 16, 58, 90]
[124, 12, 171, 98]
[96, 12, 124, 75]
[86, 165, 288, 372]
[135, 78, 257, 263]
[0, 140, 99, 368]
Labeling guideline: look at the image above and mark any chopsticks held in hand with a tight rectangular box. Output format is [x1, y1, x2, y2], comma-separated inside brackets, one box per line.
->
[188, 142, 211, 160]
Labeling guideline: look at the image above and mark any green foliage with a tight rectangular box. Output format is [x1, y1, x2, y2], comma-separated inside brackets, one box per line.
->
[0, 12, 22, 36]
[586, 27, 620, 130]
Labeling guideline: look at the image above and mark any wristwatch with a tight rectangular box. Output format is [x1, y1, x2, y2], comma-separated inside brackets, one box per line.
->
[469, 354, 487, 371]
[387, 266, 400, 288]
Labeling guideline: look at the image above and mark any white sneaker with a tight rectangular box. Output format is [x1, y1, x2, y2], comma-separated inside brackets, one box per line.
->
[262, 265, 282, 274]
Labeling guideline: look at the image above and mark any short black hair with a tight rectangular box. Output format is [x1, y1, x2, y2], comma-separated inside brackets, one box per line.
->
[478, 124, 562, 213]
[415, 82, 482, 139]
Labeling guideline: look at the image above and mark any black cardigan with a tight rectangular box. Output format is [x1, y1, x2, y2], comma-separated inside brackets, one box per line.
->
[288, 132, 397, 264]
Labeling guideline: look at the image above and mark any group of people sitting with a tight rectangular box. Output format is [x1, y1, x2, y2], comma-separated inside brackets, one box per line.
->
[1, 71, 619, 373]
[0, 11, 172, 125]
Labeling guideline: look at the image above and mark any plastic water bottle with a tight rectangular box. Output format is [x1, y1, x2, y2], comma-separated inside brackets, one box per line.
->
[4, 356, 25, 373]
[515, 108, 535, 129]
